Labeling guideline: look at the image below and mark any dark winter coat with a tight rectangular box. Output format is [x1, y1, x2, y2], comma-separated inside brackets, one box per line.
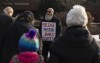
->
[2, 20, 34, 63]
[48, 26, 100, 63]
[0, 13, 14, 43]
[0, 13, 14, 63]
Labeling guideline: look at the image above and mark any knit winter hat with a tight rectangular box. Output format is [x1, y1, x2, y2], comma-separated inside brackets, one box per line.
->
[18, 29, 39, 52]
[10, 52, 40, 63]
[66, 5, 88, 27]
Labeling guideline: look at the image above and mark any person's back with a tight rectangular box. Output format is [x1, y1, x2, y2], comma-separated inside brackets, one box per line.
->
[0, 7, 14, 63]
[0, 6, 14, 46]
[0, 6, 14, 40]
[48, 5, 100, 63]
[0, 13, 14, 38]
[2, 11, 36, 63]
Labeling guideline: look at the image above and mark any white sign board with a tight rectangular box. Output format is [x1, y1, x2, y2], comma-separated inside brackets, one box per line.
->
[92, 35, 100, 44]
[42, 22, 56, 41]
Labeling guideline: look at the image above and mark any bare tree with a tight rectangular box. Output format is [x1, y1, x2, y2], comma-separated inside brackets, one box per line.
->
[58, 0, 87, 11]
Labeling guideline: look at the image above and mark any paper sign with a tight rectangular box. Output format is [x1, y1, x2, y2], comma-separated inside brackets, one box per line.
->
[42, 22, 56, 41]
[92, 35, 100, 44]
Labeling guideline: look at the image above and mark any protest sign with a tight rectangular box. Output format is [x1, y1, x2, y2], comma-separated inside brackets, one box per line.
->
[42, 22, 56, 41]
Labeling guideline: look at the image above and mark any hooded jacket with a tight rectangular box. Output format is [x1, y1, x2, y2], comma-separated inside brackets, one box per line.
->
[48, 26, 100, 63]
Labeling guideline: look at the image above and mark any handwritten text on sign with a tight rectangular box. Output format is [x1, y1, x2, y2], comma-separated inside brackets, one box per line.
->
[42, 22, 56, 41]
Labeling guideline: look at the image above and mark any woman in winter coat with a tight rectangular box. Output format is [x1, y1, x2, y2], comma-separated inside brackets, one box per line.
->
[48, 5, 100, 63]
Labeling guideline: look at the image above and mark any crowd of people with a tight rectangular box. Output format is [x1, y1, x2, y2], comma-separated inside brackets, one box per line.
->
[0, 5, 100, 63]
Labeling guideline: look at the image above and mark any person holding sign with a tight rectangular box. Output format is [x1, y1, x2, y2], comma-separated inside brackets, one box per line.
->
[39, 8, 61, 63]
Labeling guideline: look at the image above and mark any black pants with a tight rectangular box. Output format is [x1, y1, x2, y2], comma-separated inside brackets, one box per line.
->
[42, 41, 52, 63]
